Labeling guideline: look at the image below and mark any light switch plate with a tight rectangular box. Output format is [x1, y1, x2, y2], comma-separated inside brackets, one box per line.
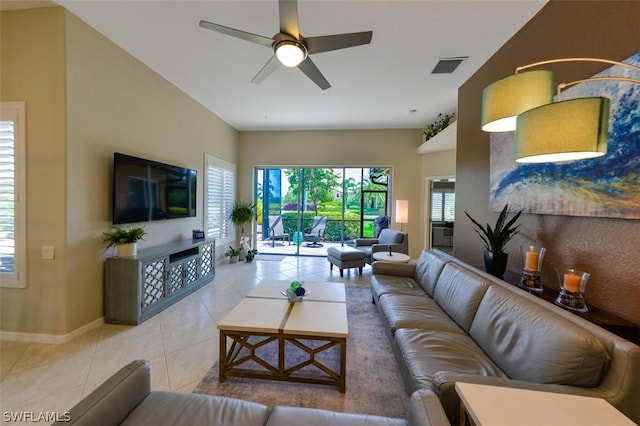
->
[42, 246, 55, 260]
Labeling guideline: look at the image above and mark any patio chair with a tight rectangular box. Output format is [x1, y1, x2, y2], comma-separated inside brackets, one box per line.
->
[266, 215, 290, 247]
[304, 216, 327, 248]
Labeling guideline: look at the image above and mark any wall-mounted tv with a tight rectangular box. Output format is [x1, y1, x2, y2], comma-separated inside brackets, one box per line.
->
[112, 152, 197, 225]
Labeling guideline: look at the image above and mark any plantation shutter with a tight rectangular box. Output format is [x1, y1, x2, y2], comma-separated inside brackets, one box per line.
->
[431, 192, 443, 221]
[204, 154, 235, 246]
[0, 102, 26, 288]
[444, 192, 456, 221]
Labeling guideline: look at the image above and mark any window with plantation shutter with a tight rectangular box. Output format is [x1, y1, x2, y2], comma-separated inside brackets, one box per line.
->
[431, 190, 455, 223]
[204, 153, 235, 247]
[0, 102, 26, 288]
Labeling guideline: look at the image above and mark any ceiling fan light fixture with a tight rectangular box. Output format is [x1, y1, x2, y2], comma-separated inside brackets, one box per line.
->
[275, 41, 306, 67]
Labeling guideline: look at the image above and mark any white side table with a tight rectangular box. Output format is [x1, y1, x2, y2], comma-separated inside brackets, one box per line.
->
[455, 382, 635, 426]
[372, 251, 410, 263]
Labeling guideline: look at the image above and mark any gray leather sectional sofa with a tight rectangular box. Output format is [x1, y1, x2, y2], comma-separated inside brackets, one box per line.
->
[54, 359, 451, 426]
[371, 249, 640, 425]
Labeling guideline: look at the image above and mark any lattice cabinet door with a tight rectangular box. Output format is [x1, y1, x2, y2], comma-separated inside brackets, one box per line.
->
[169, 262, 185, 294]
[142, 258, 168, 311]
[199, 242, 214, 279]
[105, 238, 215, 324]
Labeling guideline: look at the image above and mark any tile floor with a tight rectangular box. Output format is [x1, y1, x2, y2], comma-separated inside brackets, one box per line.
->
[0, 255, 371, 424]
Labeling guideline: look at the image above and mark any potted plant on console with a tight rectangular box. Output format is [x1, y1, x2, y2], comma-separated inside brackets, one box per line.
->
[103, 225, 147, 258]
[465, 204, 521, 279]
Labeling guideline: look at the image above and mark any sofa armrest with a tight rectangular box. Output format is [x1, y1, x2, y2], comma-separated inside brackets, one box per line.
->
[372, 261, 416, 277]
[408, 389, 451, 426]
[354, 238, 378, 247]
[431, 371, 621, 425]
[54, 360, 151, 426]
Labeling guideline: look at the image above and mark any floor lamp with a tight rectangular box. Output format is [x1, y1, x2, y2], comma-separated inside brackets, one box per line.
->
[395, 200, 408, 232]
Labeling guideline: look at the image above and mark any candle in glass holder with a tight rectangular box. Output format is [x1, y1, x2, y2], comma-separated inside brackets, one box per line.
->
[563, 273, 581, 292]
[524, 249, 539, 271]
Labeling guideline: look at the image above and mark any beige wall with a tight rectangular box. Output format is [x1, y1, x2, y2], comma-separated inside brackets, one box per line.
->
[1, 8, 238, 336]
[1, 8, 68, 335]
[456, 0, 640, 324]
[238, 129, 428, 258]
[421, 148, 456, 248]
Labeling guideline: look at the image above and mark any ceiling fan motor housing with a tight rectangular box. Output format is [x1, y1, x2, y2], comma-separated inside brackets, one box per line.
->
[273, 33, 308, 67]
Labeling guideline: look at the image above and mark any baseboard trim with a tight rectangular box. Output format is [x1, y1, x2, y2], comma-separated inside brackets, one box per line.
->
[0, 317, 104, 344]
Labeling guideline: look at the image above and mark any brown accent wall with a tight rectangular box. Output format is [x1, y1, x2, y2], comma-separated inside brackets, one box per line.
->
[456, 1, 640, 324]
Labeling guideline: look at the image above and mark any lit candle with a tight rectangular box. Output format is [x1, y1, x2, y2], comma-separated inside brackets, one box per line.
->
[563, 274, 582, 292]
[525, 249, 539, 271]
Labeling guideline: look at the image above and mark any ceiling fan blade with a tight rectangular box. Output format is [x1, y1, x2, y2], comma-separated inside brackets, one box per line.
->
[298, 57, 331, 90]
[305, 31, 373, 54]
[279, 0, 299, 38]
[199, 20, 274, 48]
[251, 56, 281, 85]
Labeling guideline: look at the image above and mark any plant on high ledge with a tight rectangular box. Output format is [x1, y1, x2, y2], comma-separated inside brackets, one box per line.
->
[423, 112, 456, 142]
[465, 204, 522, 278]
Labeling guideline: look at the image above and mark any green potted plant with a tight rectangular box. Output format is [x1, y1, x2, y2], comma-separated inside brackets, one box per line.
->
[245, 248, 258, 262]
[103, 225, 147, 257]
[230, 201, 256, 260]
[230, 200, 255, 238]
[423, 112, 455, 142]
[464, 204, 522, 278]
[224, 246, 243, 263]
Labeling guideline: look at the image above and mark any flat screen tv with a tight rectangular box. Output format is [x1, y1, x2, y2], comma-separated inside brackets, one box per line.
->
[112, 152, 197, 225]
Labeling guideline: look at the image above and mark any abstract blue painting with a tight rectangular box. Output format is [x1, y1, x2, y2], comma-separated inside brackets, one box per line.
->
[490, 52, 640, 219]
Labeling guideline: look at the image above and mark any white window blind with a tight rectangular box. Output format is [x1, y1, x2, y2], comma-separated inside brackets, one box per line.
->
[0, 102, 26, 288]
[431, 190, 455, 222]
[204, 153, 235, 246]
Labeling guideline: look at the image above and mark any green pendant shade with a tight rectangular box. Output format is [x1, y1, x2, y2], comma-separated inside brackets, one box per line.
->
[515, 97, 610, 163]
[481, 70, 555, 132]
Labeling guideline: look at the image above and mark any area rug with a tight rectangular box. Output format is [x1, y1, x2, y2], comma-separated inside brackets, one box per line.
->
[193, 283, 409, 419]
[254, 254, 286, 261]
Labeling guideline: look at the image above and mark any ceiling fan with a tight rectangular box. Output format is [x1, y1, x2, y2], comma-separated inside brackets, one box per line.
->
[199, 0, 373, 90]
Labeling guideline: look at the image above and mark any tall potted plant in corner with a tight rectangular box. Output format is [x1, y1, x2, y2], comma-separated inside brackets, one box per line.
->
[103, 225, 147, 257]
[465, 204, 522, 279]
[230, 200, 255, 258]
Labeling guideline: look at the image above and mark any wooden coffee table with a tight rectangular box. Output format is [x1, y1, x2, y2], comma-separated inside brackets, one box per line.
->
[217, 280, 348, 392]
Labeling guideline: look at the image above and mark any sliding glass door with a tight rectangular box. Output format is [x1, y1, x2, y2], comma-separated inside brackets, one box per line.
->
[255, 166, 390, 256]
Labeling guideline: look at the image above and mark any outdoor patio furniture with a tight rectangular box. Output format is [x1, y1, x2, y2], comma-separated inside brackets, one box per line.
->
[304, 216, 327, 248]
[266, 215, 290, 247]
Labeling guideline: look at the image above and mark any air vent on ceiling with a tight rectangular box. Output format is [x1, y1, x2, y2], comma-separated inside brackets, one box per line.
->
[431, 57, 468, 74]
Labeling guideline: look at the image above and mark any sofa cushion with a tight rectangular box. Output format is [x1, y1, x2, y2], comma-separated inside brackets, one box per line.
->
[379, 294, 466, 334]
[413, 250, 449, 296]
[266, 406, 405, 426]
[378, 229, 404, 244]
[469, 286, 610, 387]
[121, 391, 270, 426]
[432, 263, 490, 332]
[372, 274, 427, 300]
[395, 328, 507, 391]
